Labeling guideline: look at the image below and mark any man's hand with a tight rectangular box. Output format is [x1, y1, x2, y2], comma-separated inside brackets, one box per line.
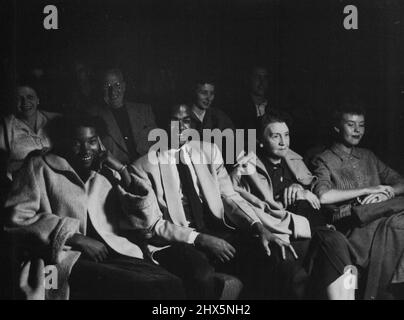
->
[360, 192, 389, 205]
[194, 234, 236, 263]
[19, 259, 45, 300]
[234, 151, 256, 176]
[296, 189, 321, 210]
[98, 149, 123, 172]
[66, 234, 109, 263]
[283, 183, 304, 208]
[252, 223, 298, 260]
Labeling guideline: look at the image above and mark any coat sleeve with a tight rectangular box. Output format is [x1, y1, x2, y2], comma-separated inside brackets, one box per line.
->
[229, 166, 269, 211]
[126, 163, 195, 244]
[211, 144, 261, 229]
[4, 157, 80, 264]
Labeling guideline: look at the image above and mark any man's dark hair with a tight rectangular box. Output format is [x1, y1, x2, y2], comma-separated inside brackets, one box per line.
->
[103, 68, 125, 82]
[193, 73, 216, 89]
[332, 101, 366, 127]
[48, 114, 107, 148]
[169, 102, 191, 116]
[258, 111, 292, 140]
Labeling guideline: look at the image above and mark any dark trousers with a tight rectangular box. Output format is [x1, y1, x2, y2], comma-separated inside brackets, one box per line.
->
[69, 253, 185, 300]
[154, 230, 310, 300]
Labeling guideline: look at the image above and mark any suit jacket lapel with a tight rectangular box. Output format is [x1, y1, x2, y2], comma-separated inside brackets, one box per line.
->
[189, 147, 223, 218]
[102, 106, 129, 154]
[126, 103, 140, 142]
[158, 151, 188, 226]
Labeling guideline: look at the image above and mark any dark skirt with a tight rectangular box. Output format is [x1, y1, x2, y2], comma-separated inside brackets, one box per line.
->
[305, 213, 404, 299]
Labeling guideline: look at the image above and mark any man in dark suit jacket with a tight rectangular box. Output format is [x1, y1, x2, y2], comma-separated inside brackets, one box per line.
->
[89, 68, 157, 164]
[231, 65, 276, 131]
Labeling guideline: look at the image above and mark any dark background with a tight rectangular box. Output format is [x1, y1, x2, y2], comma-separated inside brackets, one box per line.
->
[2, 0, 404, 171]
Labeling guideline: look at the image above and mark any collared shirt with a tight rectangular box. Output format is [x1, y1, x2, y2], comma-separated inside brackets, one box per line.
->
[312, 143, 404, 197]
[1, 110, 58, 176]
[255, 100, 268, 117]
[166, 144, 202, 243]
[167, 144, 202, 202]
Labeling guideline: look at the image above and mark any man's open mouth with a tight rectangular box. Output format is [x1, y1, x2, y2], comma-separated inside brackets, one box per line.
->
[81, 155, 93, 162]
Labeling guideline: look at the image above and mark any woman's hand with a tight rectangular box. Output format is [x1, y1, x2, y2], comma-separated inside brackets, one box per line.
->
[365, 185, 394, 198]
[283, 183, 304, 208]
[296, 189, 321, 210]
[359, 192, 390, 205]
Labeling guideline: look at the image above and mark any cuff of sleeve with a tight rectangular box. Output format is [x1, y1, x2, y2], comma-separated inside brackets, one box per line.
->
[187, 231, 200, 245]
[52, 217, 80, 264]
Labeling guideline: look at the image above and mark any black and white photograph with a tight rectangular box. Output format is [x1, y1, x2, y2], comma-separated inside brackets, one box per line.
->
[1, 0, 404, 304]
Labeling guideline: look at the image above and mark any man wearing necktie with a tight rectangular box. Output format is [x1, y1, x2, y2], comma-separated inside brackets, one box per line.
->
[128, 103, 303, 299]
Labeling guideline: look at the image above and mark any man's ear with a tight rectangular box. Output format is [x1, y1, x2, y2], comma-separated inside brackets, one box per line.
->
[333, 126, 340, 134]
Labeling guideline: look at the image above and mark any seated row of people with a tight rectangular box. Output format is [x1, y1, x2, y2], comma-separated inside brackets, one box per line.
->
[0, 66, 267, 182]
[2, 68, 404, 299]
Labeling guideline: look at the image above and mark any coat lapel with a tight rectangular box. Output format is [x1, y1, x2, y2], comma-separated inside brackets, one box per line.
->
[189, 146, 223, 218]
[127, 103, 141, 142]
[102, 106, 129, 154]
[246, 157, 283, 209]
[158, 151, 188, 226]
[43, 153, 85, 189]
[284, 149, 315, 186]
[250, 157, 273, 201]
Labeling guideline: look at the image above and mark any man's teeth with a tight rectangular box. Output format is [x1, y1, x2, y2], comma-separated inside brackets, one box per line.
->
[82, 155, 92, 161]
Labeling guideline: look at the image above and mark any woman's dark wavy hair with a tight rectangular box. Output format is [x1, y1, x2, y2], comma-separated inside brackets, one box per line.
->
[332, 101, 366, 127]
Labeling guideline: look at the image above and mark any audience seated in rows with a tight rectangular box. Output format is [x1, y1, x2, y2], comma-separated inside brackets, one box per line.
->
[2, 62, 404, 301]
[127, 102, 346, 299]
[230, 111, 357, 299]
